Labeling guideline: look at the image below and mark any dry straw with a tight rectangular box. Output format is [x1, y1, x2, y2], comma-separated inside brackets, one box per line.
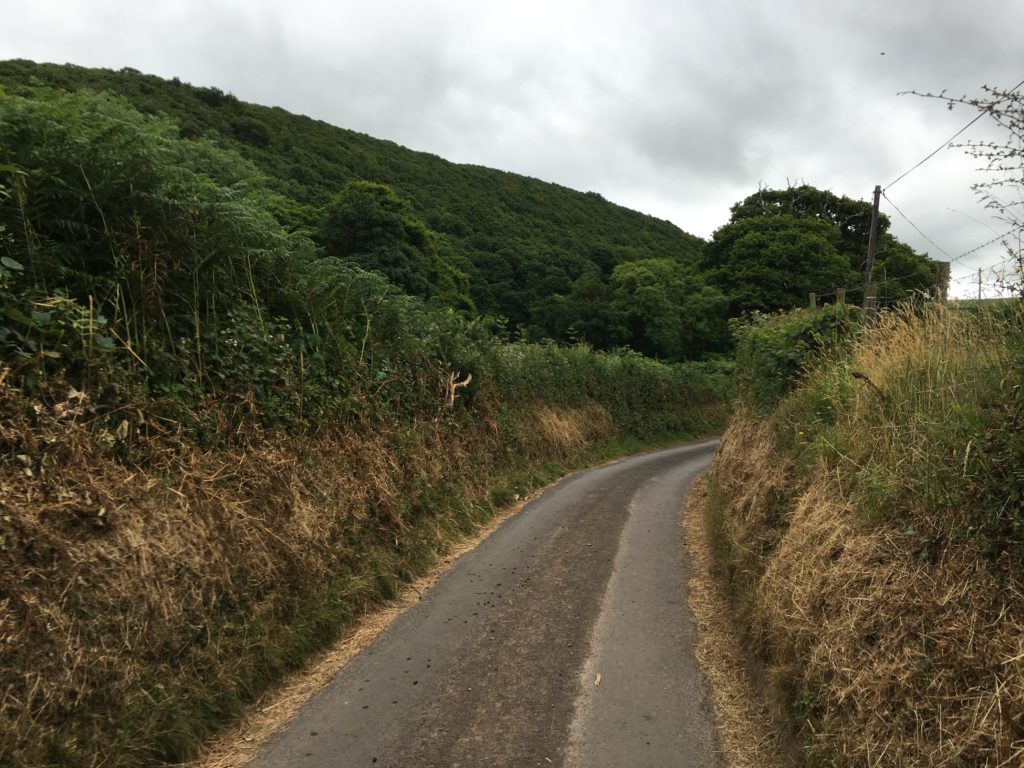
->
[708, 303, 1024, 766]
[0, 364, 621, 767]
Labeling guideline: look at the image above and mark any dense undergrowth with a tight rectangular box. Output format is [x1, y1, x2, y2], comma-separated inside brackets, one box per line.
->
[703, 300, 1024, 766]
[0, 89, 731, 767]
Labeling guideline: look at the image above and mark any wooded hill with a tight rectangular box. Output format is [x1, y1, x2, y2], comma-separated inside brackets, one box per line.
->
[0, 60, 707, 348]
[0, 60, 937, 361]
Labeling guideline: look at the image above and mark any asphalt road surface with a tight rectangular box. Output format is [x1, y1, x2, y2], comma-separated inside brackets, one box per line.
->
[252, 439, 720, 768]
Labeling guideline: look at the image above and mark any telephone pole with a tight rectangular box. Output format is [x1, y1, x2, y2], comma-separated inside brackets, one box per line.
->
[864, 184, 881, 319]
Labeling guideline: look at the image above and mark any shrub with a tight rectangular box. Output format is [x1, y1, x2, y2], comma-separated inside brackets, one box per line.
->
[731, 303, 862, 412]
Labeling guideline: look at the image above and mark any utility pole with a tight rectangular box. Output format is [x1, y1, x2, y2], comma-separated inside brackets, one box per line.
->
[934, 261, 950, 303]
[864, 184, 881, 321]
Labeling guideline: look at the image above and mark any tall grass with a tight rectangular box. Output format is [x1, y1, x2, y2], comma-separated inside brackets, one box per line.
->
[708, 300, 1024, 766]
[774, 302, 1024, 557]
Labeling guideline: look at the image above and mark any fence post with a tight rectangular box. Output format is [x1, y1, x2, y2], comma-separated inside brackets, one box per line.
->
[864, 283, 878, 326]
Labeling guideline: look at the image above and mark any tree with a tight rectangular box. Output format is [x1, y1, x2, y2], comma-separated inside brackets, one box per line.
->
[729, 184, 877, 260]
[527, 267, 625, 349]
[873, 235, 936, 301]
[317, 181, 473, 310]
[609, 259, 729, 360]
[724, 185, 935, 302]
[703, 213, 856, 315]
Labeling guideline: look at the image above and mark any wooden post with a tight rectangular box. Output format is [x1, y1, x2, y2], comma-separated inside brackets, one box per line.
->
[809, 292, 817, 312]
[978, 267, 983, 301]
[933, 261, 950, 303]
[865, 283, 878, 326]
[836, 287, 846, 305]
[863, 184, 881, 308]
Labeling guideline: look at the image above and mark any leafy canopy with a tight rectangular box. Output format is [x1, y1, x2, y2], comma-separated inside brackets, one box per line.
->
[704, 213, 855, 314]
[706, 185, 937, 310]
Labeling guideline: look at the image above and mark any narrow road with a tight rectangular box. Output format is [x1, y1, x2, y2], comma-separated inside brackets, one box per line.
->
[252, 439, 720, 768]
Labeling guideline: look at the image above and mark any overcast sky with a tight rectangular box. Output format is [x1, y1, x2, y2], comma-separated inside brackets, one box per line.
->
[3, 0, 1022, 297]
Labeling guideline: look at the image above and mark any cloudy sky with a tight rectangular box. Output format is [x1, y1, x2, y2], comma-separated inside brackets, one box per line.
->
[3, 0, 1022, 297]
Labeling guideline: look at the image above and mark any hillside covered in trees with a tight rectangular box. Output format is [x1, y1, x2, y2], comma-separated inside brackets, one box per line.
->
[0, 60, 938, 362]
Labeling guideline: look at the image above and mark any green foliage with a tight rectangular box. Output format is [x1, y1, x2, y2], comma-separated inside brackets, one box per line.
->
[526, 259, 730, 361]
[0, 59, 707, 350]
[731, 303, 863, 412]
[729, 184, 878, 258]
[710, 185, 936, 309]
[1, 62, 945, 363]
[972, 343, 1024, 552]
[484, 342, 732, 437]
[0, 85, 731, 445]
[704, 214, 857, 315]
[317, 180, 471, 308]
[871, 235, 937, 301]
[0, 90, 307, 402]
[609, 259, 729, 360]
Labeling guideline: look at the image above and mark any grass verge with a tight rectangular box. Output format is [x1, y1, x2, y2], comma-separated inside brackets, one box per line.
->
[704, 301, 1024, 766]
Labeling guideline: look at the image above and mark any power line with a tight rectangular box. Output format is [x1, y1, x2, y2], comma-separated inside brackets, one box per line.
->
[950, 253, 1021, 283]
[886, 76, 1024, 190]
[880, 190, 954, 259]
[945, 206, 1002, 235]
[941, 224, 1023, 268]
[885, 113, 986, 190]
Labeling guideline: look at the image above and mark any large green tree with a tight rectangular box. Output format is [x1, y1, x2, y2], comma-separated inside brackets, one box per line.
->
[609, 259, 729, 360]
[728, 185, 876, 265]
[708, 185, 936, 310]
[703, 213, 856, 315]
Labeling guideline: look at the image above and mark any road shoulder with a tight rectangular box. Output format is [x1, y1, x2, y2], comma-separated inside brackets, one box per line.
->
[683, 475, 789, 768]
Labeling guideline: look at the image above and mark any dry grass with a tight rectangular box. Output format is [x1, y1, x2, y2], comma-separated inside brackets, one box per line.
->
[708, 415, 795, 600]
[0, 373, 628, 767]
[532, 402, 616, 459]
[707, 300, 1024, 766]
[683, 475, 788, 768]
[754, 462, 1024, 766]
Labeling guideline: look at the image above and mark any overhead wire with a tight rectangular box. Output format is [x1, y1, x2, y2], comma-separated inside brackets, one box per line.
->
[885, 113, 987, 190]
[886, 76, 1024, 191]
[880, 189, 954, 259]
[947, 226, 1022, 265]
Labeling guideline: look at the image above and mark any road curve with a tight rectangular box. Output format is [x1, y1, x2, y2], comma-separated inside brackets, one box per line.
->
[251, 439, 720, 768]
